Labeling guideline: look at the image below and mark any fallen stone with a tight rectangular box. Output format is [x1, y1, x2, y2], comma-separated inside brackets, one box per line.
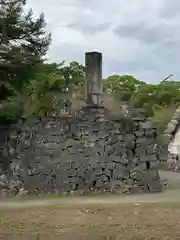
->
[128, 185, 144, 194]
[146, 180, 162, 192]
[17, 188, 29, 196]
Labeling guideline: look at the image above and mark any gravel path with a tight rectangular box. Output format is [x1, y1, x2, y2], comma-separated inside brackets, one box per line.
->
[0, 170, 180, 209]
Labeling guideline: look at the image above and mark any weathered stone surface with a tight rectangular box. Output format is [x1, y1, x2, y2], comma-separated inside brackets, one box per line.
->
[0, 108, 163, 195]
[147, 180, 162, 192]
[18, 188, 28, 196]
[164, 106, 180, 170]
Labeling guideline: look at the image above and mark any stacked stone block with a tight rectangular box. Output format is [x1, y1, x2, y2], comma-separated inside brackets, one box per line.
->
[0, 106, 162, 196]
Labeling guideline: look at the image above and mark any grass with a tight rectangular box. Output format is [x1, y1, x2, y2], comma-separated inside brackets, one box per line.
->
[0, 202, 180, 239]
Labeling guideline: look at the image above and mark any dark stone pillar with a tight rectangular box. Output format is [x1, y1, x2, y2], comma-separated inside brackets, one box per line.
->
[85, 51, 103, 107]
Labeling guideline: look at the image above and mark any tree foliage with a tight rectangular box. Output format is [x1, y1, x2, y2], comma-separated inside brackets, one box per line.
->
[0, 0, 51, 123]
[104, 75, 145, 101]
[24, 61, 85, 116]
[151, 104, 177, 135]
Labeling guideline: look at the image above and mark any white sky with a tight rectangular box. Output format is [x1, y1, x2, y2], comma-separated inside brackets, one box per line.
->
[25, 0, 180, 83]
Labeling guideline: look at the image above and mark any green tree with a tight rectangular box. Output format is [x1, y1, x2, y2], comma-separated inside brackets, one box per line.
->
[23, 61, 85, 116]
[155, 81, 180, 106]
[130, 83, 157, 116]
[131, 81, 180, 116]
[103, 75, 145, 101]
[104, 75, 180, 118]
[152, 104, 177, 135]
[0, 0, 51, 123]
[61, 61, 85, 92]
[24, 69, 65, 116]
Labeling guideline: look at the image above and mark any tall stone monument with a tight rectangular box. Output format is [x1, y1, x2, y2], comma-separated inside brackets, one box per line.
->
[85, 51, 103, 107]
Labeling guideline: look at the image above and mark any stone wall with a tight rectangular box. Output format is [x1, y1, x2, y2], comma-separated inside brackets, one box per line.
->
[0, 107, 163, 196]
[164, 106, 180, 171]
[164, 106, 180, 143]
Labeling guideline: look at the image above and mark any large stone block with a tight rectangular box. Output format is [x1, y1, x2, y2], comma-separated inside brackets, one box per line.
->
[112, 169, 128, 180]
[146, 180, 162, 192]
[144, 169, 160, 181]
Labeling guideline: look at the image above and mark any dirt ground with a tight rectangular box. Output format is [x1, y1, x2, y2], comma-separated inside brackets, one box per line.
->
[0, 170, 180, 239]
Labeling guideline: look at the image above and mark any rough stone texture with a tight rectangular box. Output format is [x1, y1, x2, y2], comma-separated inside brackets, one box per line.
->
[0, 107, 163, 196]
[164, 106, 180, 171]
[164, 106, 180, 142]
[85, 52, 103, 107]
